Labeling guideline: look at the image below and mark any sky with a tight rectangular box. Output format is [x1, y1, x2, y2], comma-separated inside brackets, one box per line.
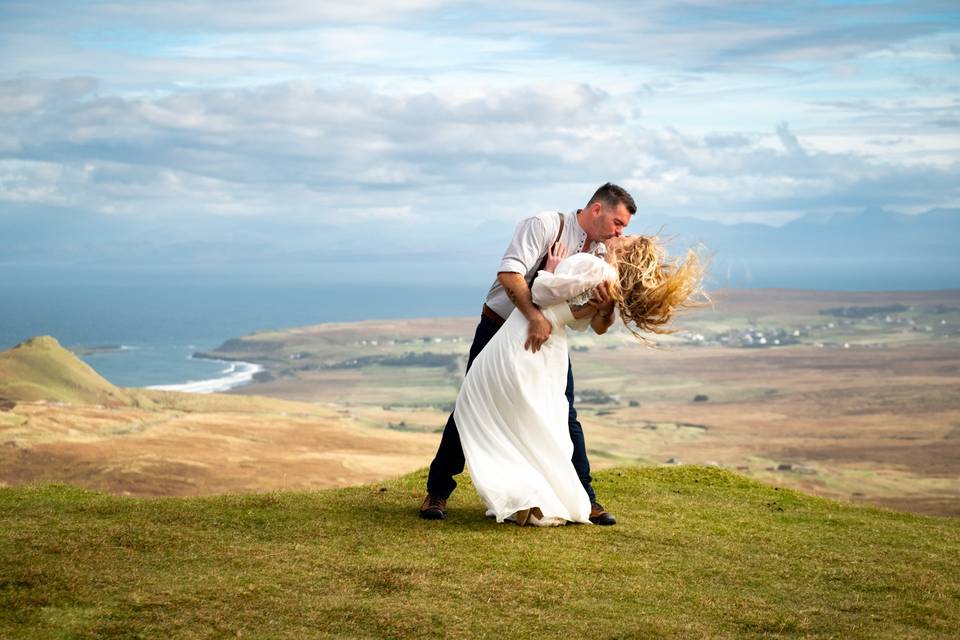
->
[1, 1, 959, 281]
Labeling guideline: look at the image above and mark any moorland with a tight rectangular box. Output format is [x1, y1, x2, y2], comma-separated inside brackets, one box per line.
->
[2, 289, 959, 638]
[212, 288, 960, 517]
[1, 288, 958, 517]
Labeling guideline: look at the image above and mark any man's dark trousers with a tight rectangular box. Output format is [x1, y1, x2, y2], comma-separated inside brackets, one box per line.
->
[425, 313, 596, 503]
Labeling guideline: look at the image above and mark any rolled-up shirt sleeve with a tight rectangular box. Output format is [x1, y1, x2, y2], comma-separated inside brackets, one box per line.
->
[497, 216, 550, 275]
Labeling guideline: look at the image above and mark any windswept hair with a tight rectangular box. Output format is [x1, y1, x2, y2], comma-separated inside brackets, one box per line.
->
[607, 236, 708, 343]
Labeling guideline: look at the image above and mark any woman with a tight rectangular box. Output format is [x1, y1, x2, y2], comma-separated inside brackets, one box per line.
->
[454, 235, 705, 526]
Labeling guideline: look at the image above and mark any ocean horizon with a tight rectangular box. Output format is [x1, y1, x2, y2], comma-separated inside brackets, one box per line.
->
[5, 272, 958, 393]
[1, 279, 486, 390]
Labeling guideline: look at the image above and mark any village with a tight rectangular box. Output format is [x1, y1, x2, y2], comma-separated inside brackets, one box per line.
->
[673, 303, 954, 349]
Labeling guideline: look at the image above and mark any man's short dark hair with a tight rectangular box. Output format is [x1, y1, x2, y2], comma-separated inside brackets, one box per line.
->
[587, 182, 636, 215]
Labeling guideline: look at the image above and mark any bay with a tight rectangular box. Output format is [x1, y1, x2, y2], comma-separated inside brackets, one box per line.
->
[0, 280, 484, 388]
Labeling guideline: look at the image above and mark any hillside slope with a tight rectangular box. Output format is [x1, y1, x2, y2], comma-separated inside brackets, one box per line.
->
[0, 336, 438, 496]
[2, 466, 958, 639]
[0, 336, 143, 406]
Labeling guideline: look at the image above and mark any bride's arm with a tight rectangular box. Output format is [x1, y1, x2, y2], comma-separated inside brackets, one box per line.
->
[568, 285, 615, 332]
[569, 302, 597, 320]
[590, 281, 616, 335]
[531, 254, 609, 307]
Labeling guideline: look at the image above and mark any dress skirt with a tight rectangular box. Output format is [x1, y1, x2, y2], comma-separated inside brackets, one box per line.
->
[454, 305, 592, 525]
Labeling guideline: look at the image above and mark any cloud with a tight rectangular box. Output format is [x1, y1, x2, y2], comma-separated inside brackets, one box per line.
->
[2, 76, 957, 230]
[469, 1, 960, 70]
[775, 122, 805, 156]
[0, 78, 629, 221]
[3, 1, 957, 90]
[0, 159, 69, 205]
[0, 1, 957, 241]
[809, 96, 960, 132]
[0, 76, 98, 116]
[622, 122, 960, 221]
[0, 0, 446, 31]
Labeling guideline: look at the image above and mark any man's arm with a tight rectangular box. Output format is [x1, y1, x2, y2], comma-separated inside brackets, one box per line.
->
[498, 272, 552, 352]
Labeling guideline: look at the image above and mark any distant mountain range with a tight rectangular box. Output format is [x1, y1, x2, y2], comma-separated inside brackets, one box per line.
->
[649, 207, 960, 261]
[636, 208, 960, 290]
[3, 207, 958, 290]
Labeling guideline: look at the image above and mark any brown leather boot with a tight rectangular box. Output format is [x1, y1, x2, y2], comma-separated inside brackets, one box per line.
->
[419, 494, 447, 520]
[589, 502, 617, 526]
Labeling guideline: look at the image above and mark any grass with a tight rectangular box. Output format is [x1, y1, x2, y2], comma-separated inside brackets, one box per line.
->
[2, 466, 958, 639]
[0, 336, 141, 407]
[0, 334, 348, 423]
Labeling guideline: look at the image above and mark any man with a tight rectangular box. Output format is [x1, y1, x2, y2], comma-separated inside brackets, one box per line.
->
[420, 183, 636, 525]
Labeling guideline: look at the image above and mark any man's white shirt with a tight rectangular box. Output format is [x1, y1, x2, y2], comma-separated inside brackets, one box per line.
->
[484, 210, 606, 320]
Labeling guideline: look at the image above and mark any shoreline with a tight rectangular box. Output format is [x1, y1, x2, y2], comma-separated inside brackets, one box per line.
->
[146, 357, 264, 394]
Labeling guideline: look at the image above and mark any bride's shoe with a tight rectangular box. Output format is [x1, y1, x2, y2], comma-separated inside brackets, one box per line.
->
[514, 508, 532, 526]
[514, 507, 544, 527]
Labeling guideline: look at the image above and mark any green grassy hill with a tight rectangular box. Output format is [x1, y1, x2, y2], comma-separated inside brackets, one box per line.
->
[0, 335, 329, 415]
[2, 466, 957, 639]
[0, 336, 144, 407]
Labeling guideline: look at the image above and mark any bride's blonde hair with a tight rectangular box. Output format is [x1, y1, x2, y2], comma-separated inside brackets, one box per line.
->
[606, 236, 708, 342]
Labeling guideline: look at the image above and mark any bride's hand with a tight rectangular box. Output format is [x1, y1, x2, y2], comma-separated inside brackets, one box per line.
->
[544, 242, 567, 273]
[591, 281, 615, 319]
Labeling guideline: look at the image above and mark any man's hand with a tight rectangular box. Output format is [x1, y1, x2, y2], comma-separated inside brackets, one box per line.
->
[499, 271, 554, 352]
[525, 309, 552, 353]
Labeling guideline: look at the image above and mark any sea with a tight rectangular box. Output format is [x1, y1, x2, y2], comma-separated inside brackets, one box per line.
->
[5, 262, 954, 394]
[0, 279, 483, 392]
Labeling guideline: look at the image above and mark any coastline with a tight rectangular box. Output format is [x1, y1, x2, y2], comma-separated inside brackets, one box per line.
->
[146, 357, 264, 394]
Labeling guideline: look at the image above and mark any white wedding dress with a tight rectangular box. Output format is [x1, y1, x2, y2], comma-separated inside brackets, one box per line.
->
[455, 253, 617, 526]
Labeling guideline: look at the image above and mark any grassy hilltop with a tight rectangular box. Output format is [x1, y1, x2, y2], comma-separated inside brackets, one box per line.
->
[2, 466, 959, 639]
[0, 336, 143, 407]
[1, 314, 959, 637]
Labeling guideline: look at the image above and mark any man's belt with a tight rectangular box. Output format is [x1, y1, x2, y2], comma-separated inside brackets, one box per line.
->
[481, 304, 505, 326]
